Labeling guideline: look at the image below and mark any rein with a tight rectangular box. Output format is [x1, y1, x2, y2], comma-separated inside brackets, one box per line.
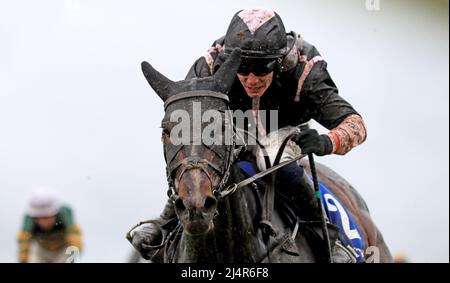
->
[218, 152, 307, 198]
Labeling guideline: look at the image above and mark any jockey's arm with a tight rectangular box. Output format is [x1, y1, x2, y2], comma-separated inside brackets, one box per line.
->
[59, 206, 83, 253]
[17, 215, 33, 263]
[303, 58, 367, 155]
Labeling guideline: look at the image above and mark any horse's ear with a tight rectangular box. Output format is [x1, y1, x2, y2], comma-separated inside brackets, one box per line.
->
[213, 49, 241, 94]
[141, 61, 175, 101]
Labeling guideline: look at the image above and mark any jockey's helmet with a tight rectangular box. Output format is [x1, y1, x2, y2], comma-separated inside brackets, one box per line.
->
[224, 8, 287, 61]
[28, 187, 61, 218]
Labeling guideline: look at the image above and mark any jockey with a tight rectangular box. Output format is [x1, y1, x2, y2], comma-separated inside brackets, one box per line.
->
[129, 7, 367, 262]
[17, 188, 82, 263]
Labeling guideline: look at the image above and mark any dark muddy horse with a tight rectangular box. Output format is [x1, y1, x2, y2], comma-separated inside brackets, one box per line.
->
[140, 49, 392, 263]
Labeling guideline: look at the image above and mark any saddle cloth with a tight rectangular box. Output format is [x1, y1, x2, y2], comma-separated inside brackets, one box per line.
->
[238, 160, 366, 262]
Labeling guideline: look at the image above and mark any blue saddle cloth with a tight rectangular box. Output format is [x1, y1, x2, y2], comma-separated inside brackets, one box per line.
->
[238, 160, 366, 262]
[317, 181, 366, 262]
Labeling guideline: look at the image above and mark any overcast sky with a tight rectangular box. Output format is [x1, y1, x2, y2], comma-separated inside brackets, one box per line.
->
[0, 0, 448, 263]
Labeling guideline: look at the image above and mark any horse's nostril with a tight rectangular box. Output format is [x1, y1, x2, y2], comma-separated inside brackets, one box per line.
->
[204, 196, 217, 212]
[175, 198, 186, 212]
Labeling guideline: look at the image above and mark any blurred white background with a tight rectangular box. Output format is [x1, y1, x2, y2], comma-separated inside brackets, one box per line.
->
[0, 0, 448, 262]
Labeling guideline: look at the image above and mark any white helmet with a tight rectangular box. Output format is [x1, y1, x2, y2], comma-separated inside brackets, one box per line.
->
[28, 187, 61, 218]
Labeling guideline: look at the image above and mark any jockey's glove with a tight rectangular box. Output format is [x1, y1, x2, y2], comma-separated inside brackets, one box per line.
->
[291, 129, 333, 156]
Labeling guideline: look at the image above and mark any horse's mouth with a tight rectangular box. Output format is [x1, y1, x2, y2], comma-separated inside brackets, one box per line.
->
[183, 219, 214, 236]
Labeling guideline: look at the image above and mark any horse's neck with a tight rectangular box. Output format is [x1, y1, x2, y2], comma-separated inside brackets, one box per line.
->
[177, 232, 216, 263]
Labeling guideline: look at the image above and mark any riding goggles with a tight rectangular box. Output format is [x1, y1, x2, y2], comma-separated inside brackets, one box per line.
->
[237, 58, 278, 76]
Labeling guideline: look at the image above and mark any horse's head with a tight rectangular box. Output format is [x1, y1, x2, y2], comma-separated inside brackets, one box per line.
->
[142, 50, 241, 235]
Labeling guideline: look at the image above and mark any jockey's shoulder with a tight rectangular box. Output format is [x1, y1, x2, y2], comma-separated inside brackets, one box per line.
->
[299, 38, 322, 59]
[57, 205, 76, 226]
[211, 35, 225, 48]
[20, 214, 34, 232]
[58, 205, 73, 214]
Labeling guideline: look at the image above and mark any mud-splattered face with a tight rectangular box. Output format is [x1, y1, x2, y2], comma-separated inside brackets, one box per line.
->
[237, 72, 274, 98]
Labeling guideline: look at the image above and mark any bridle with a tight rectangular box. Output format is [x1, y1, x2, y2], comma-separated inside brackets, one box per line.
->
[162, 90, 237, 201]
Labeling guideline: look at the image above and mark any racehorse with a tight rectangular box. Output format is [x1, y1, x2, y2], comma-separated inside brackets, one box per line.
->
[141, 49, 392, 263]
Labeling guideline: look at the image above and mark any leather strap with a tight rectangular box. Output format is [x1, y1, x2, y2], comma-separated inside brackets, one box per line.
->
[164, 90, 229, 110]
